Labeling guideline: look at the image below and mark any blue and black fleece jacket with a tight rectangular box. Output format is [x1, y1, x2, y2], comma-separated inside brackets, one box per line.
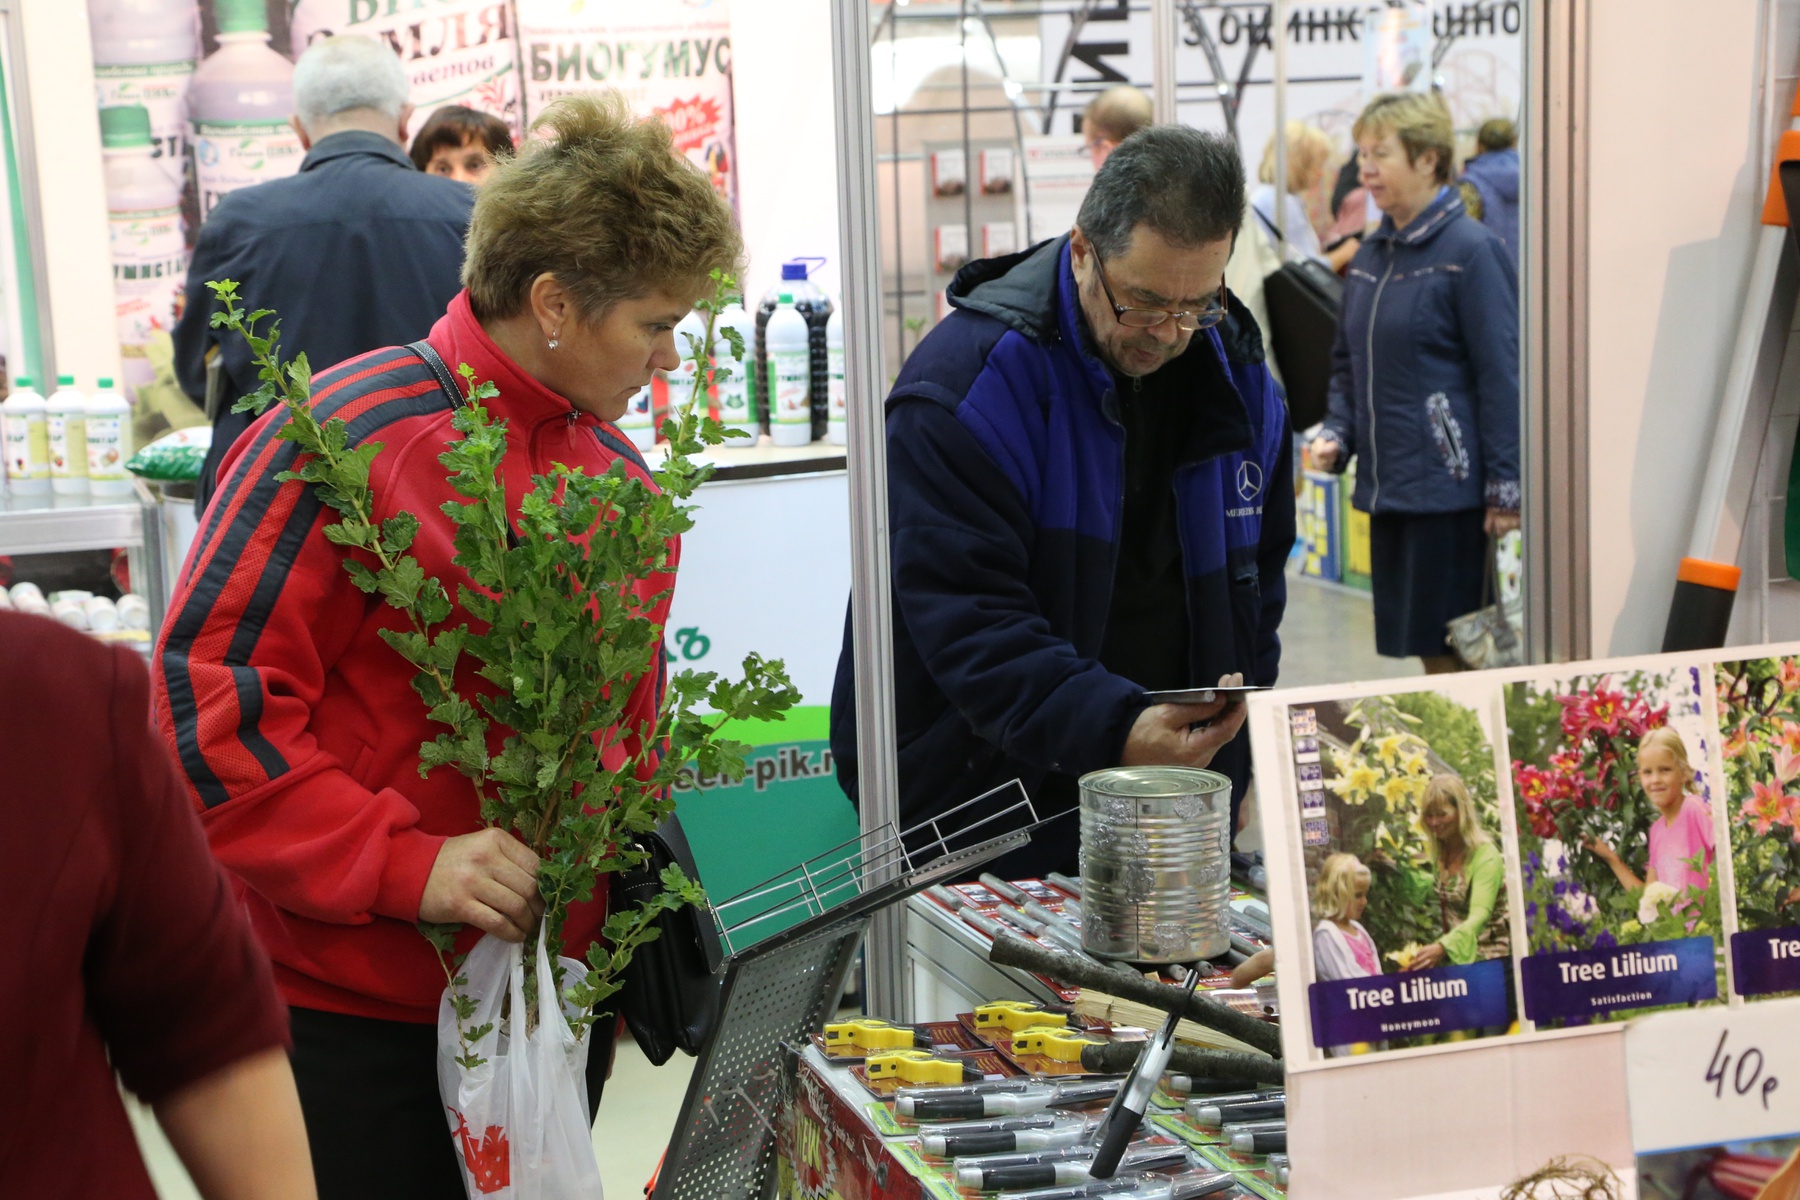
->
[829, 236, 1296, 835]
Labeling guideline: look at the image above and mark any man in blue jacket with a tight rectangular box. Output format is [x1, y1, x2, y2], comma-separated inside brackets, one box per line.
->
[174, 35, 475, 513]
[831, 126, 1295, 877]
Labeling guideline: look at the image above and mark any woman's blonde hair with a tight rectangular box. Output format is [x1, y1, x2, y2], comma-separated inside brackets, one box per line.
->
[1312, 852, 1371, 922]
[1352, 92, 1455, 185]
[1638, 726, 1693, 785]
[1258, 121, 1333, 190]
[462, 90, 744, 322]
[1418, 774, 1489, 865]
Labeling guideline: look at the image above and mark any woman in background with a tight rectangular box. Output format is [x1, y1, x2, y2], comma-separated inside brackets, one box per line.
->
[1309, 92, 1520, 673]
[1251, 121, 1360, 273]
[409, 104, 513, 186]
[1402, 775, 1509, 972]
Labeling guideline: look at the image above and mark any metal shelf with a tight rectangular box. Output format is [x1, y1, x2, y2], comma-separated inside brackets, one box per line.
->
[0, 490, 145, 555]
[0, 481, 169, 635]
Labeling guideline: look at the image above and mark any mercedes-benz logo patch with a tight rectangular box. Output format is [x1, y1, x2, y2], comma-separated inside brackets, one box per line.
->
[1236, 461, 1263, 501]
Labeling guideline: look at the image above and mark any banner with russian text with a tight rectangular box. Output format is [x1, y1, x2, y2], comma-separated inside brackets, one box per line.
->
[514, 0, 737, 210]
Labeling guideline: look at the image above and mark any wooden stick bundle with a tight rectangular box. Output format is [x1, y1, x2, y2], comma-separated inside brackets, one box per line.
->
[987, 933, 1283, 1059]
[1078, 1039, 1284, 1086]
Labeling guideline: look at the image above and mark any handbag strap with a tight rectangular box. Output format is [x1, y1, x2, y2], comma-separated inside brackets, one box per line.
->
[407, 339, 465, 410]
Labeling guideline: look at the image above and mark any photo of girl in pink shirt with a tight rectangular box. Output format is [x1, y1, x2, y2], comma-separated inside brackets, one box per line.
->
[1587, 727, 1715, 912]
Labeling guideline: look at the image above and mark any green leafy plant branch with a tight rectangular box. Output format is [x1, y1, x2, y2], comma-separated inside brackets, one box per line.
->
[207, 272, 797, 1064]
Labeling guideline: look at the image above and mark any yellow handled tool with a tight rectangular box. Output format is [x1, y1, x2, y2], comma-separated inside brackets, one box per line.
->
[973, 1001, 1068, 1033]
[822, 1019, 925, 1054]
[865, 1050, 980, 1085]
[1011, 1029, 1106, 1063]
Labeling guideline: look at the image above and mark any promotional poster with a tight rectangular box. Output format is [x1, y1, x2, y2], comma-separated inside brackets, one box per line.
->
[1257, 642, 1800, 1075]
[1507, 666, 1727, 1025]
[1285, 681, 1520, 1059]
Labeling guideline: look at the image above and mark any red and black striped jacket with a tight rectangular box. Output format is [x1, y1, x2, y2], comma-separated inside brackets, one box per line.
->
[152, 291, 674, 1023]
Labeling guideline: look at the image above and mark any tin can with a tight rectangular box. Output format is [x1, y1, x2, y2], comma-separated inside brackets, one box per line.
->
[1078, 765, 1232, 962]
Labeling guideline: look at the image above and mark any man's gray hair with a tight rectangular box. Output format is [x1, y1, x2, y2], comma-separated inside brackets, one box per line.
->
[1077, 125, 1247, 259]
[293, 35, 410, 130]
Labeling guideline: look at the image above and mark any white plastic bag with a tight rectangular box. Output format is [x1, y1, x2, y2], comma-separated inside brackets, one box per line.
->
[437, 926, 605, 1198]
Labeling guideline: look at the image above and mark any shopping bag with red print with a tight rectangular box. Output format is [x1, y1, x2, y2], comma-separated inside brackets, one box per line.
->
[437, 925, 604, 1198]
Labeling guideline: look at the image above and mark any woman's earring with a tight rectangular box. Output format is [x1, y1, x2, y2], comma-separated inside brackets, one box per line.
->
[548, 330, 561, 350]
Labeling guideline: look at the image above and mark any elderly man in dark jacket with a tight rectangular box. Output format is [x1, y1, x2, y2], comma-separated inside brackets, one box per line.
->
[174, 34, 475, 512]
[831, 127, 1295, 878]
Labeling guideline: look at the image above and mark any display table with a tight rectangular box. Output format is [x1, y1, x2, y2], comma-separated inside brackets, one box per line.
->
[907, 892, 1063, 1019]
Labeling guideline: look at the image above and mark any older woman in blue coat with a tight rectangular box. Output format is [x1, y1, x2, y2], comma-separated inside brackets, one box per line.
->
[1310, 92, 1520, 672]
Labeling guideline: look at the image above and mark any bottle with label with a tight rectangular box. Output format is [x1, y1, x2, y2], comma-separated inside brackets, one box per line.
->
[715, 301, 757, 441]
[102, 104, 188, 400]
[87, 0, 200, 191]
[618, 384, 655, 451]
[755, 259, 835, 439]
[765, 295, 813, 448]
[1, 377, 49, 497]
[188, 0, 300, 219]
[86, 377, 135, 496]
[826, 308, 846, 446]
[664, 310, 709, 419]
[47, 376, 89, 496]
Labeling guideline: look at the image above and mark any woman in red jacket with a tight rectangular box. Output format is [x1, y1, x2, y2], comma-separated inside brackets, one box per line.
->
[154, 91, 742, 1199]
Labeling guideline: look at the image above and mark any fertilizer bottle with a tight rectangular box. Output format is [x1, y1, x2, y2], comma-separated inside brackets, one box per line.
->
[1, 377, 49, 497]
[102, 104, 187, 399]
[714, 301, 757, 441]
[618, 384, 655, 451]
[664, 310, 709, 420]
[85, 378, 135, 497]
[765, 295, 813, 447]
[87, 0, 200, 190]
[46, 376, 89, 497]
[755, 259, 834, 440]
[826, 309, 846, 446]
[188, 0, 300, 219]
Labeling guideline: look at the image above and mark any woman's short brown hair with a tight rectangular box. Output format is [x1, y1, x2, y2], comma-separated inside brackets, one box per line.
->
[1353, 92, 1455, 185]
[462, 90, 743, 322]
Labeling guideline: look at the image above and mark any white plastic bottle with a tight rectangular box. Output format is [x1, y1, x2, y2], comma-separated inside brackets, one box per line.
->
[87, 0, 200, 190]
[826, 308, 846, 446]
[86, 377, 135, 496]
[618, 384, 655, 451]
[666, 310, 709, 417]
[188, 0, 300, 219]
[1, 377, 49, 497]
[715, 301, 757, 441]
[766, 296, 813, 448]
[103, 104, 188, 400]
[47, 376, 89, 496]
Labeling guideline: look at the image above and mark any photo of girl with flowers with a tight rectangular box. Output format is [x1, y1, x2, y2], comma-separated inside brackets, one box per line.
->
[1714, 657, 1800, 932]
[1307, 690, 1502, 988]
[1507, 669, 1722, 964]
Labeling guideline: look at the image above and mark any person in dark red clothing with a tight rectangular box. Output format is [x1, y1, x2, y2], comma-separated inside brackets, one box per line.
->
[153, 90, 742, 1198]
[0, 611, 313, 1198]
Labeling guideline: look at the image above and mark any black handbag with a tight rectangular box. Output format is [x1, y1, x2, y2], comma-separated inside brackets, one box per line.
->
[1254, 207, 1344, 432]
[615, 814, 726, 1065]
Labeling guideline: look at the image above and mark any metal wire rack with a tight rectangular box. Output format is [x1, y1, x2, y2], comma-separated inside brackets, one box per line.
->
[652, 780, 1041, 1199]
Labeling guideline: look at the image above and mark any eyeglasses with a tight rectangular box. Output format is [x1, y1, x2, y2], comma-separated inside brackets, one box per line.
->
[1092, 254, 1228, 332]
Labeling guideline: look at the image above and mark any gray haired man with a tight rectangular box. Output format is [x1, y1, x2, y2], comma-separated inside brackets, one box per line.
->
[173, 34, 477, 513]
[830, 125, 1296, 879]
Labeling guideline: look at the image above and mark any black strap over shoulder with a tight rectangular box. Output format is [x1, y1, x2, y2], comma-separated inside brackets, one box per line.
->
[407, 340, 465, 410]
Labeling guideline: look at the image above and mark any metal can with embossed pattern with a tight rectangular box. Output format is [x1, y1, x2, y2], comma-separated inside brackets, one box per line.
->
[1078, 766, 1232, 962]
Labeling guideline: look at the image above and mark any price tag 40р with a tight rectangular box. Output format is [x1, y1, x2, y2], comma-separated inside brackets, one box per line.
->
[1626, 997, 1800, 1154]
